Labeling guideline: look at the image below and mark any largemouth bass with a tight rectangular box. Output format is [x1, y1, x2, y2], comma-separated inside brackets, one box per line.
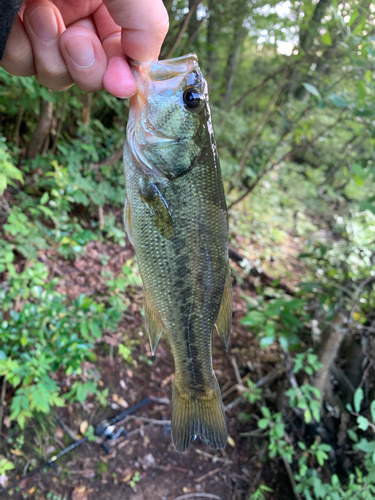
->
[123, 54, 232, 453]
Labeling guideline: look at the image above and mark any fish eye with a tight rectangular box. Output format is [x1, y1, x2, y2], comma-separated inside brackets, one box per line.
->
[183, 89, 203, 111]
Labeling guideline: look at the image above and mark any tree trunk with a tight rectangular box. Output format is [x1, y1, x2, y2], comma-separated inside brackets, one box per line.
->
[206, 0, 217, 80]
[25, 98, 53, 160]
[163, 0, 200, 58]
[187, 0, 200, 52]
[224, 27, 246, 105]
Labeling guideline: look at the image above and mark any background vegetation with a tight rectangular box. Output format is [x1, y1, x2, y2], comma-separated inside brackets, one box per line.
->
[0, 0, 375, 498]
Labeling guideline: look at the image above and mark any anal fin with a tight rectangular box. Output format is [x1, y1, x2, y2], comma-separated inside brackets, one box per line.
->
[215, 264, 232, 351]
[144, 294, 164, 355]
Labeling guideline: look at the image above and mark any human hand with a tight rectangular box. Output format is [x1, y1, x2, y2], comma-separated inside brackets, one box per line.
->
[0, 0, 169, 97]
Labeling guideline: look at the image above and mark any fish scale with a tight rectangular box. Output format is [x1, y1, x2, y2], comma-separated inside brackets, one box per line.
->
[123, 54, 232, 452]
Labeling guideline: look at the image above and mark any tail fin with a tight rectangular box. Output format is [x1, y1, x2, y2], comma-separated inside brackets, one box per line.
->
[171, 382, 227, 453]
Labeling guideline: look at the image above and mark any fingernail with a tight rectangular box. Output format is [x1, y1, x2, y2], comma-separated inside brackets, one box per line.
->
[64, 37, 95, 68]
[29, 7, 59, 42]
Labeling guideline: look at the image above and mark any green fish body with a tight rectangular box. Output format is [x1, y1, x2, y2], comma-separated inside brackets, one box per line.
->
[123, 54, 232, 452]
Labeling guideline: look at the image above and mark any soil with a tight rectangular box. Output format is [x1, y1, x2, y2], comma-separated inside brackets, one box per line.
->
[1, 232, 303, 500]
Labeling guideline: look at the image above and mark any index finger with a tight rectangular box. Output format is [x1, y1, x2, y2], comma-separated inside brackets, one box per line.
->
[103, 0, 169, 62]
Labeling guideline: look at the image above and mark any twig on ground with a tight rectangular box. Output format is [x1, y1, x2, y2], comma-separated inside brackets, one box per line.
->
[0, 378, 6, 435]
[358, 359, 374, 390]
[172, 493, 221, 500]
[224, 365, 285, 411]
[195, 449, 233, 464]
[195, 467, 222, 483]
[231, 356, 243, 386]
[227, 472, 251, 483]
[282, 456, 302, 500]
[123, 416, 171, 425]
[56, 417, 80, 442]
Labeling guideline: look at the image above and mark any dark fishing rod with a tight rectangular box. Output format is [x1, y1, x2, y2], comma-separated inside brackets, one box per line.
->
[0, 395, 166, 496]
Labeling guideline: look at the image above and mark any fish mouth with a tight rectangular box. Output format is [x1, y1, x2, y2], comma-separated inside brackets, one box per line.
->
[126, 54, 201, 178]
[129, 53, 200, 121]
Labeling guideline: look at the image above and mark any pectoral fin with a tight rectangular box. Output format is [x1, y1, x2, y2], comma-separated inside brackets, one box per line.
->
[144, 294, 164, 355]
[139, 180, 173, 239]
[215, 265, 232, 351]
[124, 197, 134, 245]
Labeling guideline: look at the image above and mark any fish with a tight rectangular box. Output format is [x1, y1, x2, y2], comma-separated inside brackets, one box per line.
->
[123, 54, 232, 453]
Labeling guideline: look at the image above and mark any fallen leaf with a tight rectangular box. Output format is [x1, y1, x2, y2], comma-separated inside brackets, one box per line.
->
[28, 486, 36, 494]
[118, 397, 128, 408]
[10, 449, 22, 456]
[227, 436, 235, 447]
[80, 420, 88, 434]
[72, 485, 89, 500]
[55, 427, 64, 440]
[122, 472, 132, 483]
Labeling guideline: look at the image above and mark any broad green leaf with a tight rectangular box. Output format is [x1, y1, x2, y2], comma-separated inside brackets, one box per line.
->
[257, 418, 269, 429]
[354, 438, 375, 452]
[347, 429, 358, 442]
[347, 9, 359, 26]
[354, 387, 364, 412]
[357, 416, 369, 431]
[352, 164, 366, 178]
[370, 400, 375, 423]
[241, 311, 265, 326]
[359, 201, 375, 215]
[329, 94, 349, 108]
[303, 83, 321, 98]
[357, 81, 366, 100]
[322, 30, 332, 46]
[365, 70, 372, 84]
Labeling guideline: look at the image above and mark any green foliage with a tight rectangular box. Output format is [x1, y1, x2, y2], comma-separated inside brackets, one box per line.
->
[249, 484, 273, 500]
[0, 264, 121, 427]
[0, 137, 23, 194]
[241, 295, 307, 349]
[0, 458, 15, 475]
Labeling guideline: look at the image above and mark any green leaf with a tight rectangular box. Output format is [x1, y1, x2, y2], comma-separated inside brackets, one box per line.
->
[260, 336, 275, 347]
[359, 201, 375, 215]
[347, 429, 358, 442]
[0, 458, 15, 474]
[322, 30, 332, 46]
[89, 320, 101, 339]
[370, 400, 375, 423]
[329, 94, 349, 107]
[352, 164, 366, 178]
[347, 10, 359, 26]
[303, 83, 321, 98]
[354, 438, 375, 453]
[40, 192, 49, 205]
[357, 416, 369, 431]
[354, 387, 364, 412]
[241, 311, 265, 326]
[258, 418, 269, 429]
[365, 70, 372, 84]
[261, 406, 271, 419]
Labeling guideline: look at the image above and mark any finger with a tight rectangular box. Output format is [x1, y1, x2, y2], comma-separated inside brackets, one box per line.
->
[23, 0, 73, 91]
[103, 0, 169, 62]
[0, 16, 35, 76]
[60, 20, 107, 92]
[93, 4, 136, 98]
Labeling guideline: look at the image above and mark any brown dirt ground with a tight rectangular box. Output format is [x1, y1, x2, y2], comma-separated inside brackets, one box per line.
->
[1, 234, 303, 500]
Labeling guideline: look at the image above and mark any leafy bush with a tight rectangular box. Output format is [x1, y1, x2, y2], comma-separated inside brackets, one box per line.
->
[0, 265, 121, 428]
